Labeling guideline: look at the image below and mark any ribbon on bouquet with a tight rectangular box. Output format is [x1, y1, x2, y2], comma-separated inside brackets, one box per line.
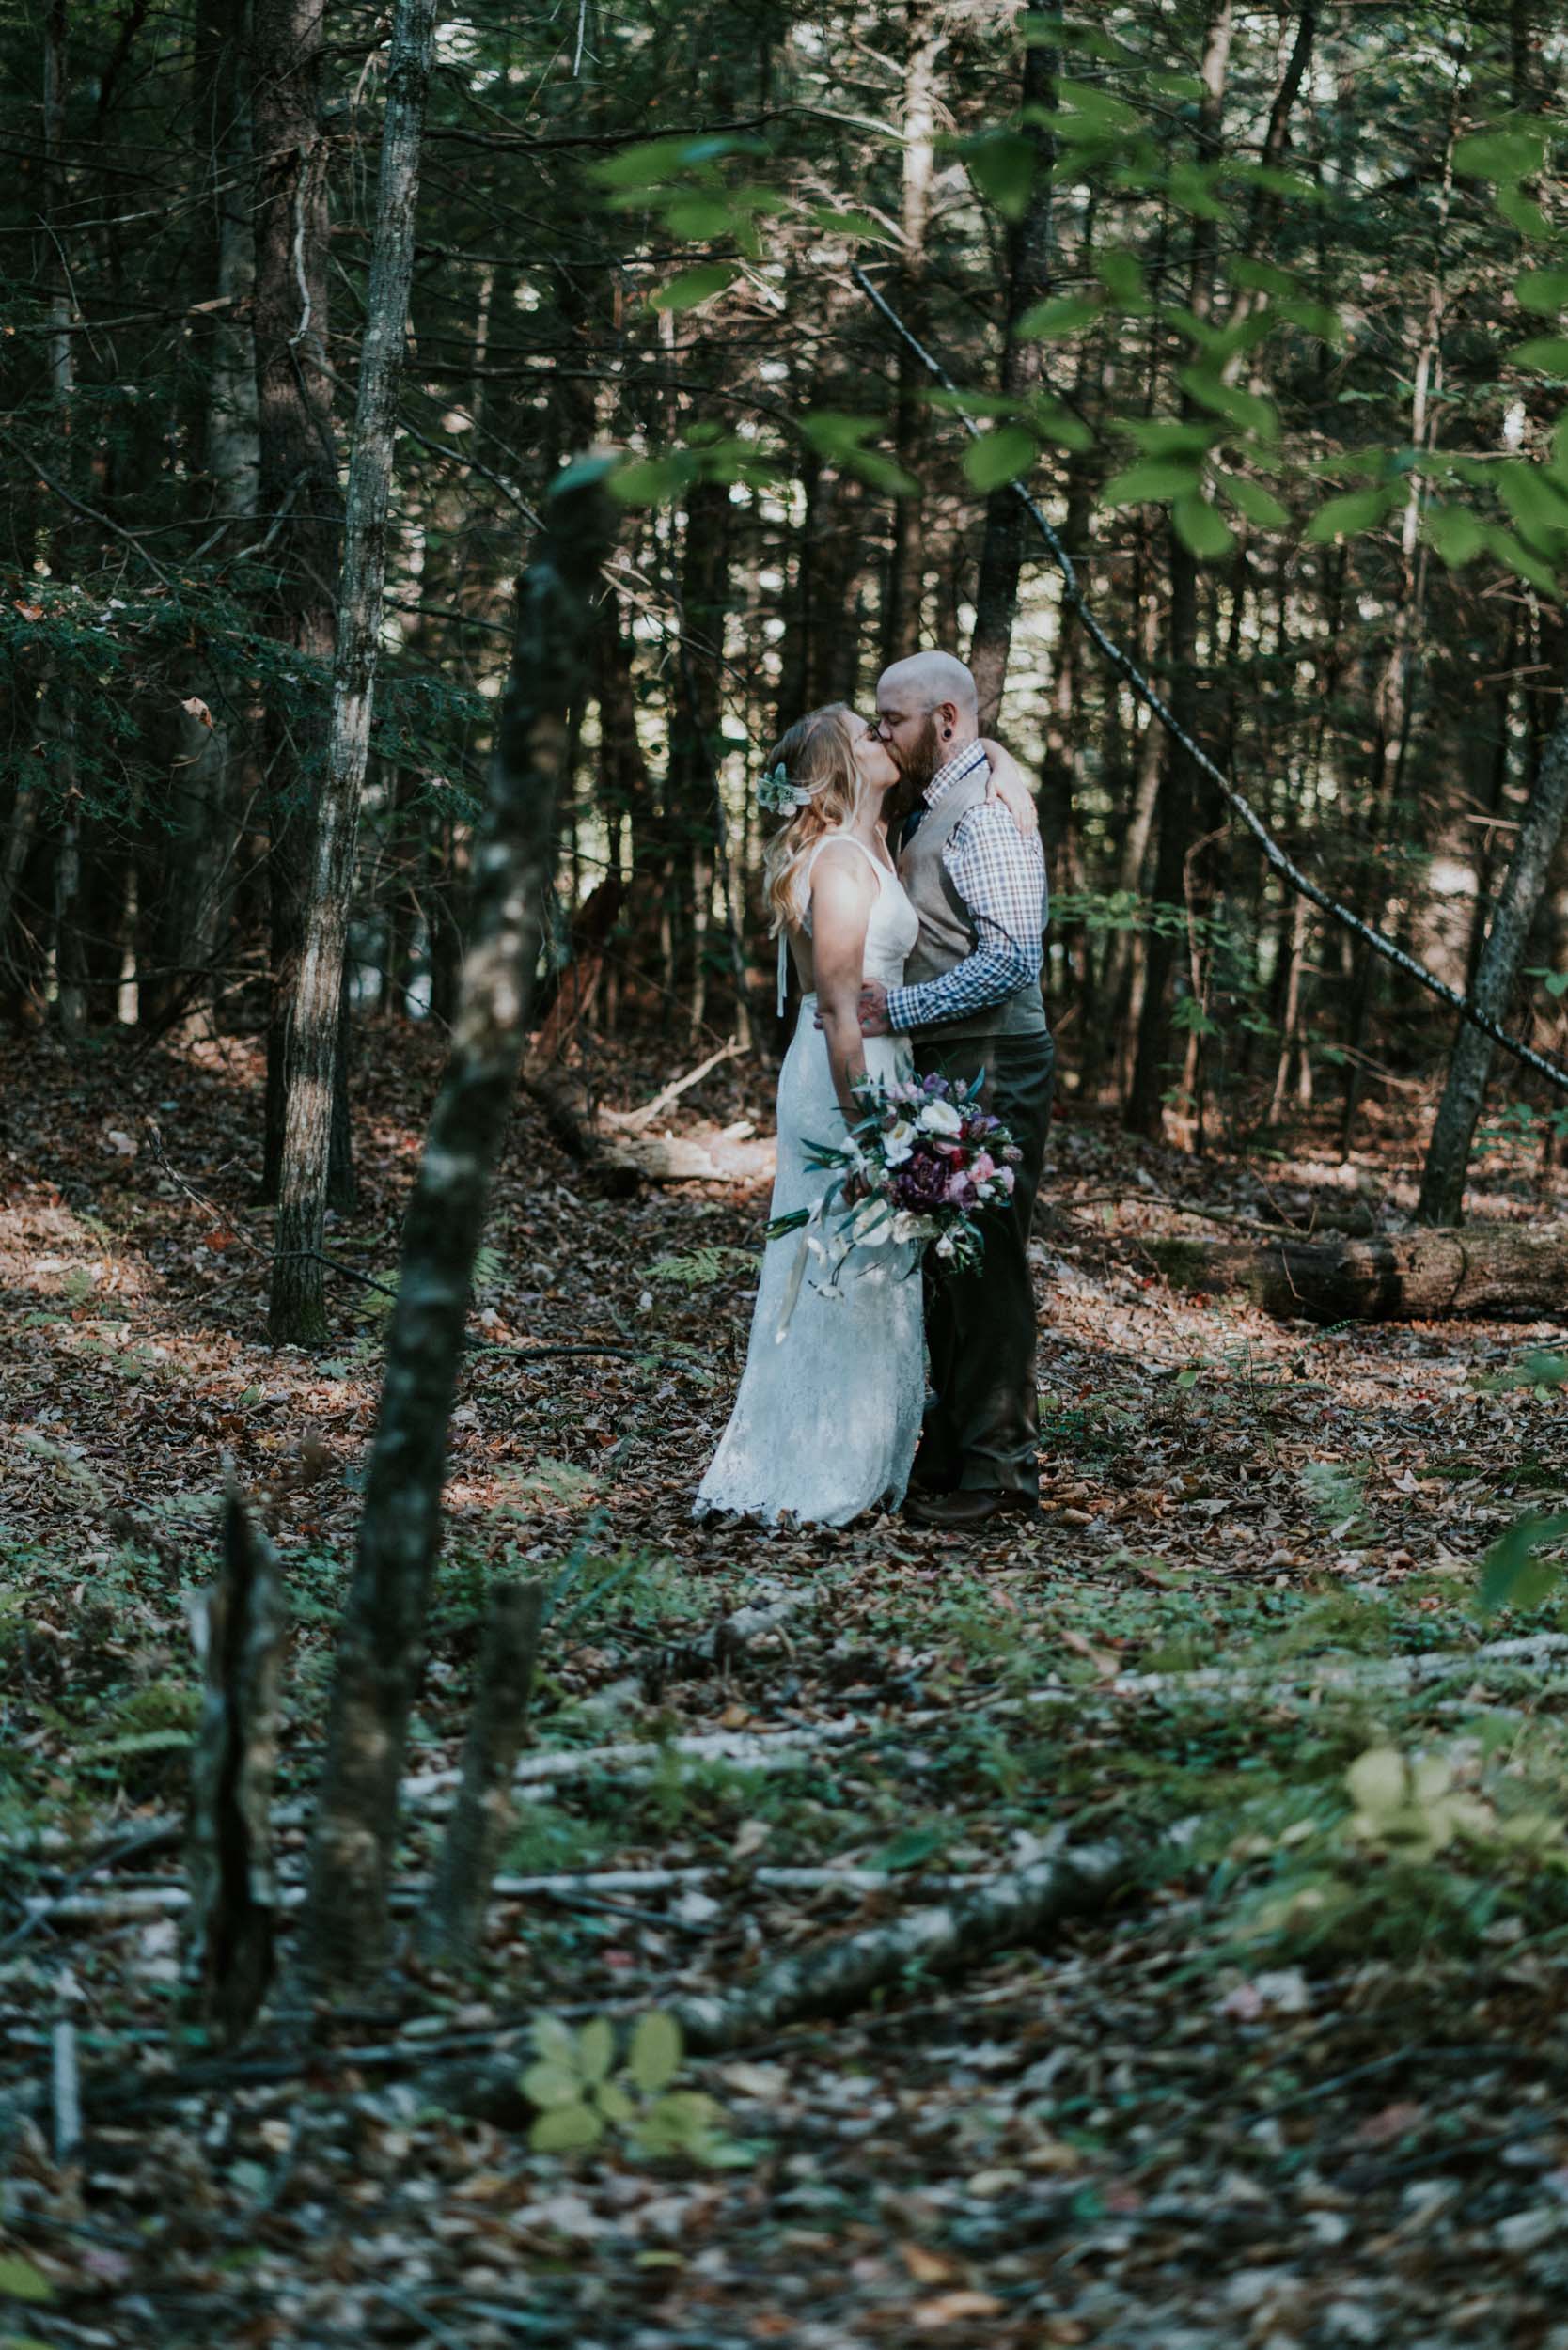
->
[773, 1176, 902, 1346]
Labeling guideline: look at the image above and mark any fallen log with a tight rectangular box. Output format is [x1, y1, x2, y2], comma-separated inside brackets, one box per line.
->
[1140, 1222, 1568, 1323]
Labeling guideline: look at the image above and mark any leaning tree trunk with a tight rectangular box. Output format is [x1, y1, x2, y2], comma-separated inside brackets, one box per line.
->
[252, 0, 343, 1202]
[967, 7, 1056, 728]
[270, 0, 439, 1344]
[300, 464, 615, 1989]
[1417, 691, 1568, 1226]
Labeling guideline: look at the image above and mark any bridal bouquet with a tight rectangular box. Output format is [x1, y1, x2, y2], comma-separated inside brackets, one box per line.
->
[766, 1073, 1021, 1339]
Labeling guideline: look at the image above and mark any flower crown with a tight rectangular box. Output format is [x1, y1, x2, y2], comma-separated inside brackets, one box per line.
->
[757, 760, 824, 816]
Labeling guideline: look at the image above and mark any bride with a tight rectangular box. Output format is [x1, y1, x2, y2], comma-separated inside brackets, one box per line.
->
[694, 703, 1032, 1528]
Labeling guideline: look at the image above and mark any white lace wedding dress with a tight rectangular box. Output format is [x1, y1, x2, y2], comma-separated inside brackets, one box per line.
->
[695, 837, 925, 1526]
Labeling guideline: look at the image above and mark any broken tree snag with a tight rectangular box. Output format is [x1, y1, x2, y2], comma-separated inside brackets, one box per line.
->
[301, 463, 617, 1991]
[672, 1837, 1134, 2056]
[1141, 1224, 1568, 1324]
[185, 1487, 287, 2043]
[422, 1579, 547, 1967]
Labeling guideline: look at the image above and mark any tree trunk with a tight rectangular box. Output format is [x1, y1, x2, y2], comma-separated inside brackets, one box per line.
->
[967, 8, 1056, 727]
[1125, 0, 1232, 1139]
[300, 466, 614, 1990]
[1143, 1223, 1568, 1322]
[252, 0, 339, 1199]
[270, 0, 438, 1345]
[881, 0, 938, 666]
[421, 1579, 547, 1969]
[1417, 689, 1568, 1225]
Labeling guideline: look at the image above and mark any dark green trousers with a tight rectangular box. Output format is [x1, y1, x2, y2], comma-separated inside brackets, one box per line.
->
[911, 1028, 1056, 1497]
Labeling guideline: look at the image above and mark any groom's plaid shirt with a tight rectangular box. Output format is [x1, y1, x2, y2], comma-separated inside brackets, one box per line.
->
[885, 741, 1047, 1034]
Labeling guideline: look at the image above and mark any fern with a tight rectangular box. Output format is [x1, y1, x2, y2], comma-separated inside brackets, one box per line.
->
[650, 1246, 756, 1288]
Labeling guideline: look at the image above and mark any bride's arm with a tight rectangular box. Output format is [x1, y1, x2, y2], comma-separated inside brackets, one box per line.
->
[980, 737, 1041, 839]
[809, 849, 876, 1122]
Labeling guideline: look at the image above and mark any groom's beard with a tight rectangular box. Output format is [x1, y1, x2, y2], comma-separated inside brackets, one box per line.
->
[892, 713, 946, 799]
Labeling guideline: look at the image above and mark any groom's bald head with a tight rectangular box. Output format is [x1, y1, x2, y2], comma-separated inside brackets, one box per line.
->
[875, 650, 980, 796]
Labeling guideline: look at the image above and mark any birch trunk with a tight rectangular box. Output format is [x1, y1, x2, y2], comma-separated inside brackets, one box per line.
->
[967, 6, 1056, 727]
[300, 464, 615, 1988]
[271, 0, 440, 1344]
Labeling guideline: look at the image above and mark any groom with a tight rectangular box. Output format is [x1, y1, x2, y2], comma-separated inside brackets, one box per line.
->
[859, 650, 1055, 1531]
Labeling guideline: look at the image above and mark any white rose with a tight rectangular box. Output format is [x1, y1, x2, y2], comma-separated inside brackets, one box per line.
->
[883, 1118, 916, 1166]
[917, 1098, 964, 1136]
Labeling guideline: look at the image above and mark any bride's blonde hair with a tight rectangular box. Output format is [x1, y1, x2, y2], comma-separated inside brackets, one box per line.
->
[760, 704, 870, 938]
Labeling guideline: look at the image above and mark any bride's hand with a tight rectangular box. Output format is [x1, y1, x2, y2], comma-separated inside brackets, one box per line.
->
[981, 738, 1040, 839]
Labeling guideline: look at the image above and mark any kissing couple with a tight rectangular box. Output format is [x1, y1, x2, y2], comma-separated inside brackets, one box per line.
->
[695, 650, 1055, 1534]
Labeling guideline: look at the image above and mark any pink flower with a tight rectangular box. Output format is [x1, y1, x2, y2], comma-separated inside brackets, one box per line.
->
[996, 1164, 1015, 1194]
[944, 1167, 972, 1204]
[971, 1151, 996, 1183]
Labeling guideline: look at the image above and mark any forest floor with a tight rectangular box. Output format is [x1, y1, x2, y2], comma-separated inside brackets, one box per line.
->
[4, 1020, 1568, 2349]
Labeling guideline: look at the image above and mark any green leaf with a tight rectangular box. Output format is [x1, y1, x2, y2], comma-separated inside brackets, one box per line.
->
[1508, 337, 1568, 377]
[1483, 523, 1561, 597]
[1119, 418, 1220, 459]
[924, 389, 1026, 420]
[963, 425, 1039, 492]
[609, 457, 682, 507]
[1149, 70, 1206, 101]
[1168, 162, 1231, 222]
[1515, 268, 1568, 314]
[966, 130, 1037, 221]
[1478, 1512, 1568, 1616]
[649, 264, 738, 315]
[1030, 401, 1094, 452]
[662, 196, 735, 240]
[1222, 162, 1323, 204]
[1423, 502, 1488, 567]
[1229, 258, 1296, 298]
[1276, 296, 1344, 346]
[872, 1823, 949, 1873]
[532, 2013, 579, 2068]
[1496, 461, 1568, 545]
[577, 2016, 616, 2084]
[1497, 184, 1551, 239]
[1099, 460, 1203, 508]
[808, 206, 895, 243]
[1015, 293, 1102, 339]
[1215, 472, 1290, 529]
[1057, 76, 1141, 131]
[1177, 368, 1279, 442]
[530, 2100, 604, 2154]
[1171, 494, 1236, 560]
[1304, 485, 1401, 543]
[1346, 1746, 1406, 1823]
[1093, 248, 1150, 311]
[630, 2010, 683, 2094]
[0, 2261, 53, 2306]
[522, 2060, 582, 2110]
[596, 2080, 635, 2124]
[1453, 126, 1548, 181]
[800, 413, 918, 496]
